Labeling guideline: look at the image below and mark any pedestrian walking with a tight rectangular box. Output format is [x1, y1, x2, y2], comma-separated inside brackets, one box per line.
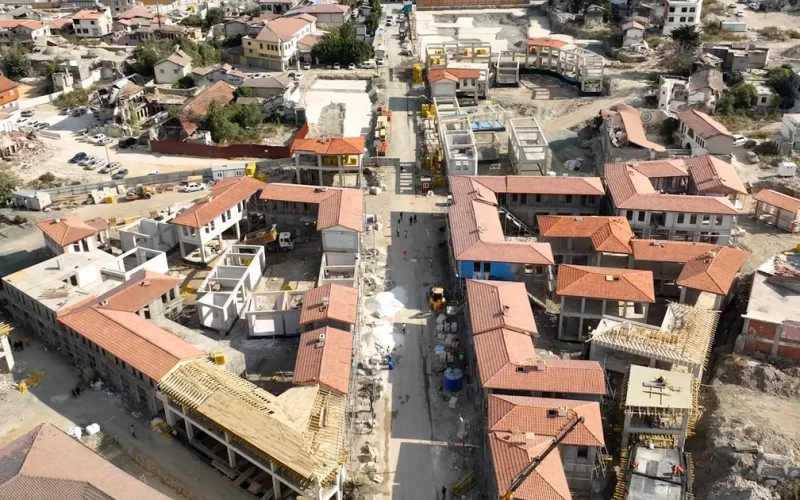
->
[402, 249, 407, 259]
[130, 425, 137, 439]
[12, 341, 18, 352]
[429, 258, 433, 269]
[414, 215, 418, 224]
[404, 229, 408, 238]
[396, 228, 399, 238]
[399, 212, 403, 221]
[402, 323, 407, 334]
[442, 486, 447, 499]
[18, 341, 23, 352]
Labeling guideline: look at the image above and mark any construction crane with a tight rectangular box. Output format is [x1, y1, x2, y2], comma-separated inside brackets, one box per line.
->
[500, 416, 585, 500]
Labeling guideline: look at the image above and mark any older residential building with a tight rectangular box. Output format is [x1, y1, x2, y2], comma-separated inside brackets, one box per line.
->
[600, 103, 666, 162]
[658, 69, 725, 113]
[171, 177, 265, 263]
[0, 423, 172, 499]
[153, 49, 192, 85]
[259, 0, 297, 15]
[780, 113, 800, 150]
[47, 17, 74, 36]
[703, 42, 770, 74]
[291, 135, 366, 186]
[676, 108, 733, 154]
[604, 163, 739, 244]
[621, 20, 644, 46]
[36, 216, 108, 256]
[285, 4, 350, 24]
[293, 326, 353, 394]
[72, 9, 113, 38]
[753, 189, 800, 233]
[0, 74, 19, 111]
[170, 81, 235, 139]
[556, 264, 655, 341]
[299, 283, 358, 332]
[238, 75, 295, 99]
[242, 17, 316, 71]
[537, 215, 633, 268]
[192, 64, 247, 87]
[0, 19, 49, 46]
[117, 6, 156, 26]
[661, 0, 702, 34]
[684, 155, 747, 208]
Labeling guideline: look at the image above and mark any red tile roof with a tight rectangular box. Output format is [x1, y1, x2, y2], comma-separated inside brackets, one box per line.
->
[631, 240, 722, 263]
[59, 307, 204, 382]
[293, 327, 352, 394]
[48, 18, 73, 29]
[604, 163, 739, 215]
[465, 175, 604, 196]
[428, 68, 481, 83]
[180, 81, 235, 135]
[36, 216, 99, 246]
[258, 184, 364, 232]
[556, 264, 655, 303]
[488, 395, 605, 448]
[626, 160, 688, 179]
[255, 17, 313, 42]
[676, 109, 732, 138]
[83, 217, 109, 232]
[91, 271, 181, 313]
[0, 423, 171, 500]
[172, 177, 265, 228]
[466, 280, 537, 335]
[73, 10, 106, 20]
[754, 189, 800, 213]
[527, 37, 569, 49]
[299, 283, 358, 325]
[684, 155, 747, 194]
[448, 176, 554, 266]
[537, 216, 633, 254]
[0, 20, 44, 30]
[613, 104, 666, 152]
[676, 246, 749, 295]
[489, 434, 572, 500]
[291, 136, 365, 156]
[118, 6, 155, 19]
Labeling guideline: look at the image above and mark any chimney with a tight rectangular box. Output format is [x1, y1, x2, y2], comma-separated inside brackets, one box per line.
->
[316, 332, 326, 347]
[502, 305, 510, 315]
[321, 296, 329, 309]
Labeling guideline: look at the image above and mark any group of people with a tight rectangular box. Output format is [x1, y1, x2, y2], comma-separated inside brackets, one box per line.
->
[10, 338, 28, 352]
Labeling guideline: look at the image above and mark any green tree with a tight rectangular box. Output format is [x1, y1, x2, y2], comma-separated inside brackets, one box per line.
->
[732, 83, 757, 109]
[134, 38, 219, 76]
[0, 169, 20, 206]
[204, 102, 266, 143]
[766, 63, 793, 83]
[236, 86, 257, 98]
[55, 87, 92, 108]
[670, 25, 702, 50]
[206, 7, 226, 26]
[311, 22, 372, 65]
[180, 14, 206, 27]
[172, 75, 195, 89]
[660, 117, 680, 138]
[1, 43, 31, 80]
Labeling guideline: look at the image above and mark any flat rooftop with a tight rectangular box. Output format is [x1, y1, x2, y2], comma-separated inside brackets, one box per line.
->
[626, 365, 694, 411]
[626, 447, 688, 500]
[744, 253, 800, 325]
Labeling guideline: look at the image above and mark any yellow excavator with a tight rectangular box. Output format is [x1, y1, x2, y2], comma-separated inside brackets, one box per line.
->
[430, 286, 446, 312]
[500, 416, 584, 500]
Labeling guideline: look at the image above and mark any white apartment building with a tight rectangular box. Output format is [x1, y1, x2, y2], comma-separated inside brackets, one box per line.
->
[661, 0, 702, 34]
[676, 108, 734, 155]
[72, 9, 113, 38]
[242, 16, 316, 71]
[170, 177, 266, 264]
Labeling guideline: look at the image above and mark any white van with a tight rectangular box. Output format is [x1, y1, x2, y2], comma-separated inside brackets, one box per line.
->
[361, 60, 377, 69]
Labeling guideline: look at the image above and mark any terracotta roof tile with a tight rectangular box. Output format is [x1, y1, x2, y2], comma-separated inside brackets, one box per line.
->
[36, 216, 99, 246]
[676, 109, 732, 138]
[488, 395, 605, 448]
[59, 307, 204, 381]
[291, 136, 364, 155]
[118, 7, 154, 19]
[83, 217, 109, 232]
[259, 184, 363, 232]
[631, 240, 721, 263]
[428, 68, 480, 83]
[613, 104, 666, 152]
[90, 271, 181, 313]
[172, 177, 265, 228]
[676, 246, 749, 295]
[0, 20, 44, 30]
[256, 17, 312, 42]
[754, 189, 800, 213]
[537, 216, 633, 254]
[48, 18, 73, 29]
[624, 160, 688, 179]
[556, 264, 655, 303]
[466, 280, 537, 335]
[684, 155, 746, 194]
[489, 434, 572, 500]
[527, 37, 569, 49]
[427, 68, 458, 83]
[73, 10, 105, 20]
[465, 175, 605, 196]
[299, 284, 358, 325]
[180, 81, 235, 129]
[0, 423, 171, 499]
[293, 327, 352, 394]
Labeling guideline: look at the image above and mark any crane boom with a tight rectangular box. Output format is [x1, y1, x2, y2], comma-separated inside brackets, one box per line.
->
[500, 416, 585, 500]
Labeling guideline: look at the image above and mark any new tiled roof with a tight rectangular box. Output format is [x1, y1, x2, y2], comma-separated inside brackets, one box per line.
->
[754, 189, 800, 213]
[623, 160, 688, 179]
[36, 216, 99, 246]
[676, 109, 732, 138]
[684, 155, 747, 194]
[87, 271, 181, 313]
[60, 307, 204, 381]
[299, 283, 358, 325]
[489, 434, 572, 500]
[621, 21, 645, 30]
[428, 68, 481, 83]
[259, 184, 363, 232]
[0, 19, 44, 30]
[537, 215, 633, 254]
[556, 265, 655, 303]
[293, 327, 352, 394]
[488, 395, 605, 448]
[465, 175, 605, 196]
[255, 17, 312, 42]
[0, 423, 171, 499]
[614, 104, 666, 152]
[677, 246, 749, 295]
[73, 10, 105, 19]
[527, 37, 569, 49]
[291, 136, 365, 155]
[631, 240, 722, 263]
[466, 280, 537, 335]
[604, 163, 739, 215]
[448, 176, 555, 266]
[171, 177, 265, 228]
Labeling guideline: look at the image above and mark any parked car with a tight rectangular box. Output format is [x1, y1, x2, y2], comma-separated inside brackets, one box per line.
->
[746, 151, 760, 163]
[348, 63, 356, 70]
[33, 122, 49, 131]
[79, 155, 100, 166]
[90, 134, 107, 144]
[16, 117, 27, 124]
[732, 134, 747, 146]
[69, 152, 88, 163]
[183, 182, 206, 192]
[736, 9, 744, 16]
[377, 57, 385, 65]
[386, 18, 394, 26]
[112, 169, 128, 180]
[333, 62, 341, 70]
[302, 62, 311, 70]
[748, 2, 758, 8]
[360, 60, 376, 69]
[72, 107, 87, 117]
[118, 136, 138, 149]
[98, 137, 113, 145]
[727, 3, 737, 8]
[20, 109, 34, 118]
[100, 162, 121, 173]
[148, 169, 160, 175]
[744, 139, 757, 148]
[85, 158, 106, 170]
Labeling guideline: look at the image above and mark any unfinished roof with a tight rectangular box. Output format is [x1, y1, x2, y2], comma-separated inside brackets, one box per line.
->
[604, 163, 739, 215]
[754, 189, 800, 213]
[293, 327, 353, 394]
[489, 433, 572, 500]
[537, 215, 633, 254]
[684, 155, 747, 194]
[448, 176, 555, 266]
[612, 104, 666, 152]
[676, 246, 749, 295]
[60, 307, 204, 381]
[299, 283, 358, 326]
[36, 216, 99, 246]
[466, 280, 537, 335]
[291, 136, 365, 156]
[259, 184, 363, 232]
[172, 177, 265, 228]
[0, 423, 171, 500]
[466, 175, 605, 196]
[557, 265, 655, 303]
[590, 303, 718, 370]
[488, 395, 605, 448]
[527, 37, 569, 49]
[625, 365, 694, 411]
[159, 360, 345, 488]
[676, 109, 732, 138]
[631, 240, 722, 263]
[623, 447, 692, 500]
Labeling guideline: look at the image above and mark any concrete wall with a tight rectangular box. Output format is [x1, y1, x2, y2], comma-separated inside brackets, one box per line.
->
[620, 208, 733, 244]
[120, 218, 178, 253]
[738, 318, 800, 361]
[321, 228, 359, 253]
[246, 305, 302, 337]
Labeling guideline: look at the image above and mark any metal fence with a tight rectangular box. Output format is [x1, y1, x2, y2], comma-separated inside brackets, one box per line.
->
[42, 168, 213, 197]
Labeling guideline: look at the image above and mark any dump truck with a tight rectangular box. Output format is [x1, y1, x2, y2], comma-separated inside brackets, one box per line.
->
[243, 224, 294, 252]
[126, 184, 155, 200]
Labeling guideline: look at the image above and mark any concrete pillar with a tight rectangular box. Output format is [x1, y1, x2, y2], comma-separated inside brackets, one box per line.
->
[600, 299, 606, 316]
[621, 412, 632, 448]
[296, 162, 302, 184]
[185, 418, 194, 440]
[0, 336, 14, 372]
[558, 296, 565, 340]
[643, 303, 649, 321]
[338, 155, 343, 188]
[772, 323, 786, 356]
[225, 434, 237, 469]
[678, 414, 689, 447]
[679, 287, 687, 304]
[235, 221, 241, 240]
[164, 404, 176, 426]
[270, 463, 282, 499]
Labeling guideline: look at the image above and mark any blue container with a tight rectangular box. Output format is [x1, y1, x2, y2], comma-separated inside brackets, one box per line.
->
[443, 367, 464, 392]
